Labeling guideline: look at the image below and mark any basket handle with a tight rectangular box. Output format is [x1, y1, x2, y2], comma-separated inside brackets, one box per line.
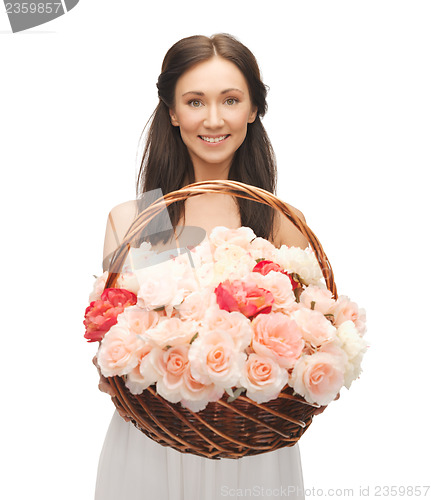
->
[104, 180, 337, 299]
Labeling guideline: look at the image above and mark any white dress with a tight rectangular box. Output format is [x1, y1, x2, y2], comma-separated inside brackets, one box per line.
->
[94, 410, 305, 500]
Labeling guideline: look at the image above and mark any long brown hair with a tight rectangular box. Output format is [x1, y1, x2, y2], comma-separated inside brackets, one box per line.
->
[136, 33, 278, 244]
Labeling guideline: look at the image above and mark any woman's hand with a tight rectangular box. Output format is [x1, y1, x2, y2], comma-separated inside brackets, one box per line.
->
[92, 355, 131, 423]
[313, 392, 340, 416]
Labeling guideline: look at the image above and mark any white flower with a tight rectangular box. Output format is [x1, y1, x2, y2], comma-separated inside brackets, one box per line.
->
[336, 320, 368, 388]
[136, 259, 186, 310]
[143, 317, 198, 349]
[274, 246, 323, 285]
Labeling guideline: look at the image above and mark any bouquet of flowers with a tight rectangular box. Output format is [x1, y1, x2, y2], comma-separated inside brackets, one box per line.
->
[84, 225, 368, 414]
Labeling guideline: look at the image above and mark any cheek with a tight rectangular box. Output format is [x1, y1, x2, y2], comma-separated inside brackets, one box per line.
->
[177, 110, 201, 134]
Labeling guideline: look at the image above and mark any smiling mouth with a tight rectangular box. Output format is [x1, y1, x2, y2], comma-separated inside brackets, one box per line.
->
[198, 134, 230, 144]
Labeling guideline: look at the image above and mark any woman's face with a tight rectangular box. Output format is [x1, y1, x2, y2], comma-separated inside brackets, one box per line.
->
[169, 56, 258, 179]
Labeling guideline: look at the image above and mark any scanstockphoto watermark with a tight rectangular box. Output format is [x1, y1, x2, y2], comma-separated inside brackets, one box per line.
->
[3, 0, 79, 33]
[220, 484, 431, 497]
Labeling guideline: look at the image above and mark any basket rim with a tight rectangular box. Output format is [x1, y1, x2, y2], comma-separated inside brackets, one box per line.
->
[104, 179, 337, 299]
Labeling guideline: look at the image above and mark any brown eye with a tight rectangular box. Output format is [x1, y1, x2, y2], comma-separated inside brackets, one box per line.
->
[225, 98, 238, 106]
[189, 100, 202, 108]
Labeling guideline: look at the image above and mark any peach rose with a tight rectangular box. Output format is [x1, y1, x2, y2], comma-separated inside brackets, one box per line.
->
[249, 237, 277, 261]
[153, 344, 190, 403]
[239, 353, 289, 404]
[97, 323, 140, 377]
[300, 285, 335, 315]
[143, 317, 198, 349]
[251, 312, 304, 369]
[209, 226, 256, 250]
[177, 289, 212, 323]
[331, 296, 366, 336]
[116, 271, 140, 295]
[292, 307, 337, 348]
[188, 330, 246, 388]
[88, 271, 109, 302]
[124, 341, 161, 395]
[289, 351, 345, 405]
[202, 304, 253, 350]
[116, 305, 159, 336]
[250, 271, 297, 313]
[179, 365, 225, 412]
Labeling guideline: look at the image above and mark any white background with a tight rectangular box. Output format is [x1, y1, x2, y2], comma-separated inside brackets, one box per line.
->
[1, 1, 430, 499]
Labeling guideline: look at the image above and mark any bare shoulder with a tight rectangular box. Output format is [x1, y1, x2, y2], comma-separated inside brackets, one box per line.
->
[272, 203, 309, 250]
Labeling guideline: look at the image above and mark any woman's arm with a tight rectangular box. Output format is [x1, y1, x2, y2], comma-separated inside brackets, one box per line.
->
[102, 200, 139, 272]
[95, 200, 139, 421]
[273, 206, 309, 250]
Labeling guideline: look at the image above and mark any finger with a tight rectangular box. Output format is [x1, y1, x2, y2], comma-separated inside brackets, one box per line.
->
[98, 381, 116, 397]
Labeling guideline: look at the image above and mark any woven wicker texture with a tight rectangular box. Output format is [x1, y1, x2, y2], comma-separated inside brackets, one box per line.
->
[103, 180, 337, 459]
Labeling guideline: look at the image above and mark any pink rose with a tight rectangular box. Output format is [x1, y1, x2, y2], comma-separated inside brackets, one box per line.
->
[202, 305, 253, 350]
[124, 341, 161, 395]
[239, 353, 289, 404]
[289, 352, 345, 406]
[97, 323, 140, 377]
[253, 260, 301, 290]
[83, 288, 137, 342]
[153, 345, 190, 404]
[215, 279, 274, 318]
[249, 237, 277, 261]
[300, 285, 335, 315]
[251, 312, 304, 369]
[177, 289, 212, 322]
[251, 271, 296, 313]
[179, 365, 225, 412]
[331, 295, 366, 335]
[189, 330, 246, 388]
[116, 306, 159, 336]
[209, 226, 256, 249]
[292, 307, 337, 347]
[144, 317, 198, 349]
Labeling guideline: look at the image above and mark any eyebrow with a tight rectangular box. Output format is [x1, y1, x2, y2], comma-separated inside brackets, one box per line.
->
[182, 88, 245, 97]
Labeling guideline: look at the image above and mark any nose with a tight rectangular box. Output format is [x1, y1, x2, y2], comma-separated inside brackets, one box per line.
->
[203, 103, 224, 129]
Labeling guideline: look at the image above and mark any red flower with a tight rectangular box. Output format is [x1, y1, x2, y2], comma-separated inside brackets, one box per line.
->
[253, 259, 301, 290]
[215, 279, 274, 319]
[83, 288, 137, 342]
[253, 260, 284, 275]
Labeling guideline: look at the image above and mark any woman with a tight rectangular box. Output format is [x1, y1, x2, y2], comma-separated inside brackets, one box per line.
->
[94, 33, 308, 500]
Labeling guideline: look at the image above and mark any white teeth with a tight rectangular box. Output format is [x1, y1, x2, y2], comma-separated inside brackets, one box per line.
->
[200, 135, 228, 143]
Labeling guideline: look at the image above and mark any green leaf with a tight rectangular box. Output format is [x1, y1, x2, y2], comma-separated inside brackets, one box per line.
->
[227, 387, 246, 403]
[189, 332, 199, 344]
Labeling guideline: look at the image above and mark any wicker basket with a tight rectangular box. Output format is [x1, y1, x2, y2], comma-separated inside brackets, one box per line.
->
[102, 180, 338, 460]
